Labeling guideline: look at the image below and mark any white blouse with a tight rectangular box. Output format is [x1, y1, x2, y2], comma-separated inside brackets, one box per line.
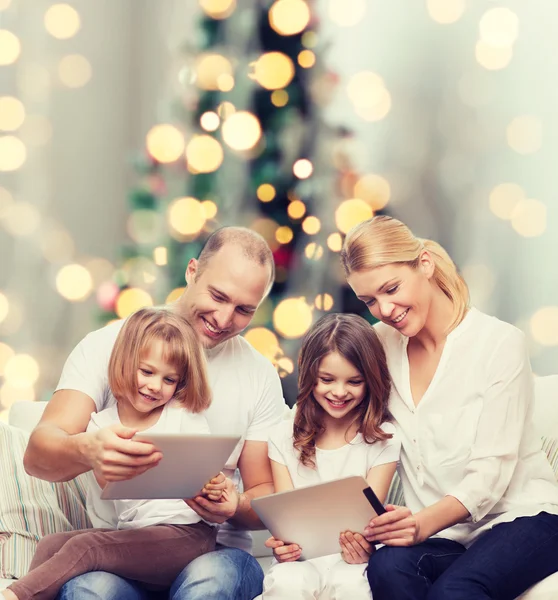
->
[376, 307, 558, 547]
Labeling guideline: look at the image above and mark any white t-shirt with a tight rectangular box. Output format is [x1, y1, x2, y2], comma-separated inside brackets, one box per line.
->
[56, 319, 285, 551]
[85, 402, 211, 530]
[375, 307, 558, 547]
[268, 418, 400, 487]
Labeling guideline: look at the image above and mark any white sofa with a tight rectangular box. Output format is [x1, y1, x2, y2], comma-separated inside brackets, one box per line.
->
[1, 376, 558, 598]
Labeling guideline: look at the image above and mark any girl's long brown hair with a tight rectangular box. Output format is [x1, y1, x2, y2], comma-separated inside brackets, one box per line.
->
[109, 307, 211, 413]
[293, 313, 392, 468]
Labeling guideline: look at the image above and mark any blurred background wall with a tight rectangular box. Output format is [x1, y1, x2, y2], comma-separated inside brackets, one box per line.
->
[0, 0, 557, 416]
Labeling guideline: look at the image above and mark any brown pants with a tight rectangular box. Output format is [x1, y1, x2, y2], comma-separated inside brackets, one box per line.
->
[7, 521, 216, 600]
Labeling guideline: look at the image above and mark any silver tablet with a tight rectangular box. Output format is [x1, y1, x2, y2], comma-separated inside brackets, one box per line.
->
[101, 433, 241, 500]
[251, 475, 385, 560]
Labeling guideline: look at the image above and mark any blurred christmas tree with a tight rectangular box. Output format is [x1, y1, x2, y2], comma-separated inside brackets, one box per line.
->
[96, 0, 382, 403]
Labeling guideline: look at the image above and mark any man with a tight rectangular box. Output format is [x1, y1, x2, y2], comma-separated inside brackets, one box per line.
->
[24, 227, 285, 600]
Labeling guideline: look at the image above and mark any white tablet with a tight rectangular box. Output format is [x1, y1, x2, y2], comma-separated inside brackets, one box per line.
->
[251, 475, 385, 560]
[101, 433, 241, 500]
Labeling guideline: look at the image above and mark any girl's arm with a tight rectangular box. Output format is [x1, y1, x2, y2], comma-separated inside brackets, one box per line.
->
[270, 459, 295, 492]
[366, 460, 398, 503]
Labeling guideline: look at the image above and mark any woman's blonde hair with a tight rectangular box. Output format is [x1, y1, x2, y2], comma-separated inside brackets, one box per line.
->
[109, 307, 211, 413]
[340, 215, 469, 331]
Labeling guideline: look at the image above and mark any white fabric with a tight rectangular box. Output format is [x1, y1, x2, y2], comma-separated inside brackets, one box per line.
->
[268, 419, 400, 487]
[84, 402, 210, 530]
[375, 307, 558, 547]
[56, 319, 285, 551]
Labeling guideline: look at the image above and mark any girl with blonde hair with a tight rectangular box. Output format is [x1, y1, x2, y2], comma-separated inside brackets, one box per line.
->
[341, 215, 558, 599]
[3, 307, 225, 600]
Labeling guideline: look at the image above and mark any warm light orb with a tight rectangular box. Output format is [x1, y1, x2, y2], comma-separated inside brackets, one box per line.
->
[200, 111, 220, 132]
[273, 297, 313, 339]
[354, 174, 391, 210]
[302, 215, 321, 235]
[56, 264, 93, 301]
[277, 356, 294, 377]
[0, 0, 13, 11]
[168, 197, 206, 236]
[116, 288, 153, 319]
[0, 97, 25, 131]
[489, 183, 525, 220]
[244, 327, 281, 362]
[328, 0, 366, 27]
[252, 52, 295, 90]
[327, 232, 343, 252]
[146, 124, 185, 163]
[298, 50, 316, 68]
[0, 30, 20, 65]
[153, 246, 168, 266]
[0, 135, 26, 171]
[302, 31, 317, 48]
[269, 0, 311, 36]
[4, 354, 40, 388]
[217, 73, 234, 92]
[510, 199, 546, 237]
[195, 53, 233, 91]
[287, 199, 306, 219]
[355, 88, 391, 121]
[201, 200, 218, 219]
[293, 158, 313, 179]
[0, 292, 8, 324]
[315, 293, 334, 311]
[199, 0, 236, 19]
[271, 90, 289, 107]
[475, 41, 513, 70]
[44, 4, 81, 39]
[479, 7, 519, 48]
[185, 135, 224, 173]
[275, 226, 294, 244]
[335, 198, 373, 234]
[304, 242, 323, 260]
[217, 101, 236, 119]
[0, 383, 35, 409]
[166, 287, 185, 304]
[348, 71, 385, 107]
[58, 54, 92, 87]
[2, 202, 40, 236]
[426, 0, 465, 24]
[530, 307, 558, 346]
[507, 115, 542, 155]
[257, 183, 276, 203]
[222, 111, 262, 151]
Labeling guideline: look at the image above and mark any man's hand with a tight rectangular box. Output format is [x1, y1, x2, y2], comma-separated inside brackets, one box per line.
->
[185, 476, 240, 524]
[264, 536, 301, 562]
[201, 471, 226, 502]
[339, 531, 374, 564]
[87, 425, 162, 482]
[364, 505, 424, 547]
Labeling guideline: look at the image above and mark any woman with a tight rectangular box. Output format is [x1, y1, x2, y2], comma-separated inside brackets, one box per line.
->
[340, 215, 558, 600]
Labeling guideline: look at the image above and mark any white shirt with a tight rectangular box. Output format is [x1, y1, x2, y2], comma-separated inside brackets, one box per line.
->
[85, 403, 211, 530]
[57, 319, 285, 551]
[268, 418, 401, 487]
[376, 307, 558, 547]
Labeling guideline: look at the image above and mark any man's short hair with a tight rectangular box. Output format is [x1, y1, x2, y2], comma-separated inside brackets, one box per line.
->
[196, 226, 275, 293]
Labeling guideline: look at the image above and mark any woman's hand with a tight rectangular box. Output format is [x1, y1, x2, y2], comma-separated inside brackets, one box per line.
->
[202, 471, 226, 502]
[264, 536, 302, 562]
[364, 505, 424, 547]
[339, 531, 374, 564]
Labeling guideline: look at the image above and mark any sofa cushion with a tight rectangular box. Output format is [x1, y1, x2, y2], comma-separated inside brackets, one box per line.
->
[0, 421, 90, 579]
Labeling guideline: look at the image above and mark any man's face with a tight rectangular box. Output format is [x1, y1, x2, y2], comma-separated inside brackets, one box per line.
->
[181, 245, 271, 349]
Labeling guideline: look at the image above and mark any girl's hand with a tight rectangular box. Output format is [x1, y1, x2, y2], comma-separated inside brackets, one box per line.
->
[202, 471, 226, 502]
[339, 531, 373, 564]
[264, 536, 302, 562]
[185, 477, 239, 524]
[364, 504, 423, 546]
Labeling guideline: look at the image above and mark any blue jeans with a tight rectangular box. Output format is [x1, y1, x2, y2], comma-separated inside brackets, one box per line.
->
[368, 511, 558, 599]
[57, 546, 264, 600]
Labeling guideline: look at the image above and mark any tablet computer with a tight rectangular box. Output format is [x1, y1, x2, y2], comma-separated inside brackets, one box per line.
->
[101, 433, 241, 500]
[251, 475, 385, 560]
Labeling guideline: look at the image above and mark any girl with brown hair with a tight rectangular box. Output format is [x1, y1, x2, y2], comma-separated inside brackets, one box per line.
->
[262, 313, 400, 599]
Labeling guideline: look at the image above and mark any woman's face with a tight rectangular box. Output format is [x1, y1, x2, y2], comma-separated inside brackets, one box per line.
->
[346, 260, 434, 337]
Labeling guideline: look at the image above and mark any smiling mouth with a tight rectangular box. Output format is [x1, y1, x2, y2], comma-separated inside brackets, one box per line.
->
[202, 318, 225, 336]
[139, 391, 159, 402]
[326, 398, 351, 408]
[392, 309, 409, 324]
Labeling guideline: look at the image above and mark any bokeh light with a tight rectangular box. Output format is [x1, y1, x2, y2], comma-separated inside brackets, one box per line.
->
[271, 90, 289, 107]
[166, 287, 185, 304]
[0, 292, 8, 324]
[153, 246, 168, 266]
[328, 0, 366, 27]
[222, 111, 262, 151]
[200, 111, 220, 132]
[252, 52, 295, 90]
[168, 197, 207, 237]
[348, 71, 392, 121]
[4, 354, 39, 388]
[2, 202, 40, 236]
[287, 199, 306, 219]
[327, 232, 343, 252]
[44, 4, 81, 39]
[269, 0, 311, 36]
[302, 215, 321, 235]
[56, 264, 94, 301]
[195, 53, 233, 91]
[0, 97, 25, 131]
[199, 0, 236, 19]
[479, 7, 519, 48]
[115, 288, 153, 319]
[297, 50, 316, 68]
[244, 327, 281, 362]
[277, 356, 294, 378]
[315, 293, 334, 311]
[510, 199, 547, 237]
[257, 183, 276, 202]
[530, 307, 558, 346]
[0, 136, 26, 171]
[185, 135, 224, 173]
[0, 30, 20, 65]
[273, 297, 313, 338]
[475, 41, 513, 70]
[335, 198, 373, 233]
[146, 124, 185, 163]
[489, 183, 525, 220]
[354, 174, 391, 210]
[506, 115, 542, 155]
[275, 225, 294, 244]
[426, 0, 465, 24]
[293, 158, 313, 179]
[0, 383, 35, 409]
[201, 200, 218, 219]
[0, 0, 12, 10]
[58, 54, 92, 88]
[304, 242, 324, 260]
